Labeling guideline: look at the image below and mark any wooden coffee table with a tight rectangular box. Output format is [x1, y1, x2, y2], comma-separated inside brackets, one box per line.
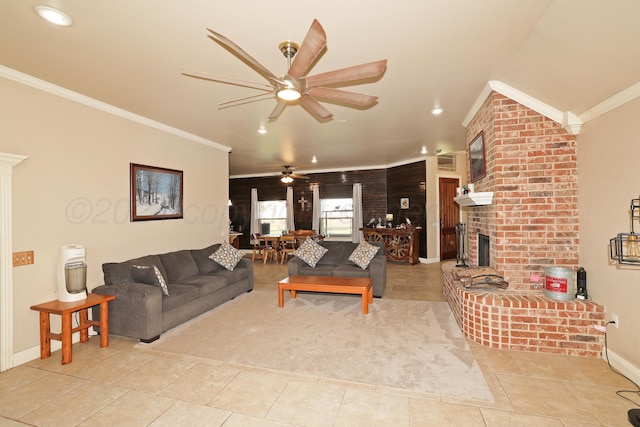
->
[278, 276, 373, 314]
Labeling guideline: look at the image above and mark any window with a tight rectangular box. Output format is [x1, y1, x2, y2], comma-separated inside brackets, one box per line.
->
[320, 198, 353, 237]
[258, 200, 287, 235]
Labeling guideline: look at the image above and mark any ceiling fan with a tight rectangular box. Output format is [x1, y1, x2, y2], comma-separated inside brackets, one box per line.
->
[280, 165, 308, 183]
[182, 19, 387, 120]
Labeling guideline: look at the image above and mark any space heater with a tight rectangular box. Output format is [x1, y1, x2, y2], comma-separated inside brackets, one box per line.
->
[58, 244, 87, 302]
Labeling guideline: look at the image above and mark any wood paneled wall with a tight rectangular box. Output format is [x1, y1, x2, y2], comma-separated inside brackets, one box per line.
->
[387, 162, 427, 257]
[229, 161, 427, 257]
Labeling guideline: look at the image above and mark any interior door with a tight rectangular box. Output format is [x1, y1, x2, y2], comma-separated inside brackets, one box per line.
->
[439, 177, 460, 260]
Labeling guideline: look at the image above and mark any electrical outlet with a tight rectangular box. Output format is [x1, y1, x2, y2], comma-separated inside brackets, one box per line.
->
[612, 314, 619, 328]
[13, 251, 34, 267]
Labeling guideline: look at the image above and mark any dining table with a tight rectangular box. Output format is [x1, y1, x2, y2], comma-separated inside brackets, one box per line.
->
[260, 234, 283, 263]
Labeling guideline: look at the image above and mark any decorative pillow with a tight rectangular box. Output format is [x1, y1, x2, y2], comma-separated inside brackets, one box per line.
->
[348, 241, 380, 269]
[210, 241, 245, 271]
[293, 237, 328, 268]
[131, 265, 169, 296]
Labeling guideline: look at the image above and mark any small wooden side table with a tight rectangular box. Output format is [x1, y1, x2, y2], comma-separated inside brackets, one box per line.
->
[30, 293, 116, 365]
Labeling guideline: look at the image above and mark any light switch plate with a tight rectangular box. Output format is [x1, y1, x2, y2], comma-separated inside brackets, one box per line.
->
[13, 251, 34, 267]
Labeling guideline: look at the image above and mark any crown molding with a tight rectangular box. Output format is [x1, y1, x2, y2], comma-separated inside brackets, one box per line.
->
[462, 83, 493, 128]
[463, 80, 583, 134]
[230, 156, 428, 179]
[464, 79, 640, 136]
[0, 65, 231, 153]
[579, 81, 640, 122]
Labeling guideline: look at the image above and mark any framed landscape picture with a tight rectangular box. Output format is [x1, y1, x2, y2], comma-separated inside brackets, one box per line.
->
[469, 131, 486, 182]
[130, 163, 183, 221]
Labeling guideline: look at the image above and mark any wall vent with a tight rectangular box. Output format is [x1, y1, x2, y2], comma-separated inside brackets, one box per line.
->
[437, 154, 456, 171]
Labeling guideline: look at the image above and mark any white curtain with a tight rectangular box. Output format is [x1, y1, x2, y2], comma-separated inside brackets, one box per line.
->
[352, 183, 363, 243]
[286, 186, 295, 233]
[312, 184, 320, 234]
[250, 188, 259, 236]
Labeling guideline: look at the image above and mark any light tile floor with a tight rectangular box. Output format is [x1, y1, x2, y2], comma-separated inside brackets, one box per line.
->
[1, 260, 638, 426]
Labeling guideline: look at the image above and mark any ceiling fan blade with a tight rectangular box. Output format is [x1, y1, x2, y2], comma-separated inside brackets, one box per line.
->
[207, 28, 279, 83]
[182, 70, 274, 91]
[299, 95, 333, 120]
[307, 87, 378, 107]
[218, 92, 275, 109]
[268, 101, 287, 120]
[287, 19, 327, 80]
[304, 59, 387, 88]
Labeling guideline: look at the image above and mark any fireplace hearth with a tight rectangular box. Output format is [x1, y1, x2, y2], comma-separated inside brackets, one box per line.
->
[441, 261, 604, 357]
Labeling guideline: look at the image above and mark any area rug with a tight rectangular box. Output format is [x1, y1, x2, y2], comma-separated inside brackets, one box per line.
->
[137, 289, 493, 401]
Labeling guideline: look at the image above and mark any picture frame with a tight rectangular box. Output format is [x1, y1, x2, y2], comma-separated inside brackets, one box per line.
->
[400, 197, 409, 209]
[469, 131, 486, 182]
[130, 163, 183, 221]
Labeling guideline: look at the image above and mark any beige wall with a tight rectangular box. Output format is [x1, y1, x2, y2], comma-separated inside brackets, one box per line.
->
[425, 151, 467, 261]
[577, 97, 640, 369]
[1, 76, 230, 354]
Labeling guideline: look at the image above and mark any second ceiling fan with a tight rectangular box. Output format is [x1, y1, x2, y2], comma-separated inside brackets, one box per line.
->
[183, 19, 387, 120]
[280, 165, 308, 183]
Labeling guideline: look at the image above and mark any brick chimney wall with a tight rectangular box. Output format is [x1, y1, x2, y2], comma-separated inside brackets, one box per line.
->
[466, 92, 579, 291]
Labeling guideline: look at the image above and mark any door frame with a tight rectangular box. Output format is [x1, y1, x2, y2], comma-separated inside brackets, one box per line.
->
[0, 153, 28, 372]
[436, 173, 463, 261]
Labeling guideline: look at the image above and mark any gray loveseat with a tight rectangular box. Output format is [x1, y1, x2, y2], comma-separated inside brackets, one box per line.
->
[287, 241, 386, 297]
[91, 243, 253, 342]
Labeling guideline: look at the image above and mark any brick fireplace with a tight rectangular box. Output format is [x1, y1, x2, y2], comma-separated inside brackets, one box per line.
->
[443, 91, 605, 357]
[466, 91, 579, 291]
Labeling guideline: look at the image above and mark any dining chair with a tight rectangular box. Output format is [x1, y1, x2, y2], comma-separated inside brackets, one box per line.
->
[262, 235, 280, 263]
[279, 234, 297, 264]
[293, 229, 324, 242]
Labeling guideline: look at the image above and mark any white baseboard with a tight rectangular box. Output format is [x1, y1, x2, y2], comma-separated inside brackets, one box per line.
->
[420, 257, 440, 264]
[12, 328, 92, 367]
[606, 349, 640, 387]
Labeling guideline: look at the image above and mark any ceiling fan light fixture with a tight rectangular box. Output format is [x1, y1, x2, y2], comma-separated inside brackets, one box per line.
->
[281, 175, 294, 184]
[277, 88, 301, 101]
[276, 78, 301, 101]
[35, 6, 73, 26]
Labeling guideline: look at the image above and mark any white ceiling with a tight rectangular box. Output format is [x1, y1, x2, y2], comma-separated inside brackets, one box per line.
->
[2, 1, 639, 177]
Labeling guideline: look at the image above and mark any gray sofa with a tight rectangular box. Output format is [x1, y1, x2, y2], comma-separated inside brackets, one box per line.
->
[91, 243, 253, 342]
[287, 241, 386, 297]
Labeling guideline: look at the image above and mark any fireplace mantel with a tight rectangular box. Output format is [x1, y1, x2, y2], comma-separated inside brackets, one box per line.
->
[454, 192, 493, 207]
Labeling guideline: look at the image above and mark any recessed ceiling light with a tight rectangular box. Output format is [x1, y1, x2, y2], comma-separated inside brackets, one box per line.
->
[421, 147, 428, 155]
[257, 128, 267, 134]
[311, 156, 317, 163]
[431, 107, 443, 116]
[35, 6, 73, 26]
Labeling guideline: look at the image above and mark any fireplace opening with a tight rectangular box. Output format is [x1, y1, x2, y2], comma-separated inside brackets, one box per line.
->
[478, 234, 490, 266]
